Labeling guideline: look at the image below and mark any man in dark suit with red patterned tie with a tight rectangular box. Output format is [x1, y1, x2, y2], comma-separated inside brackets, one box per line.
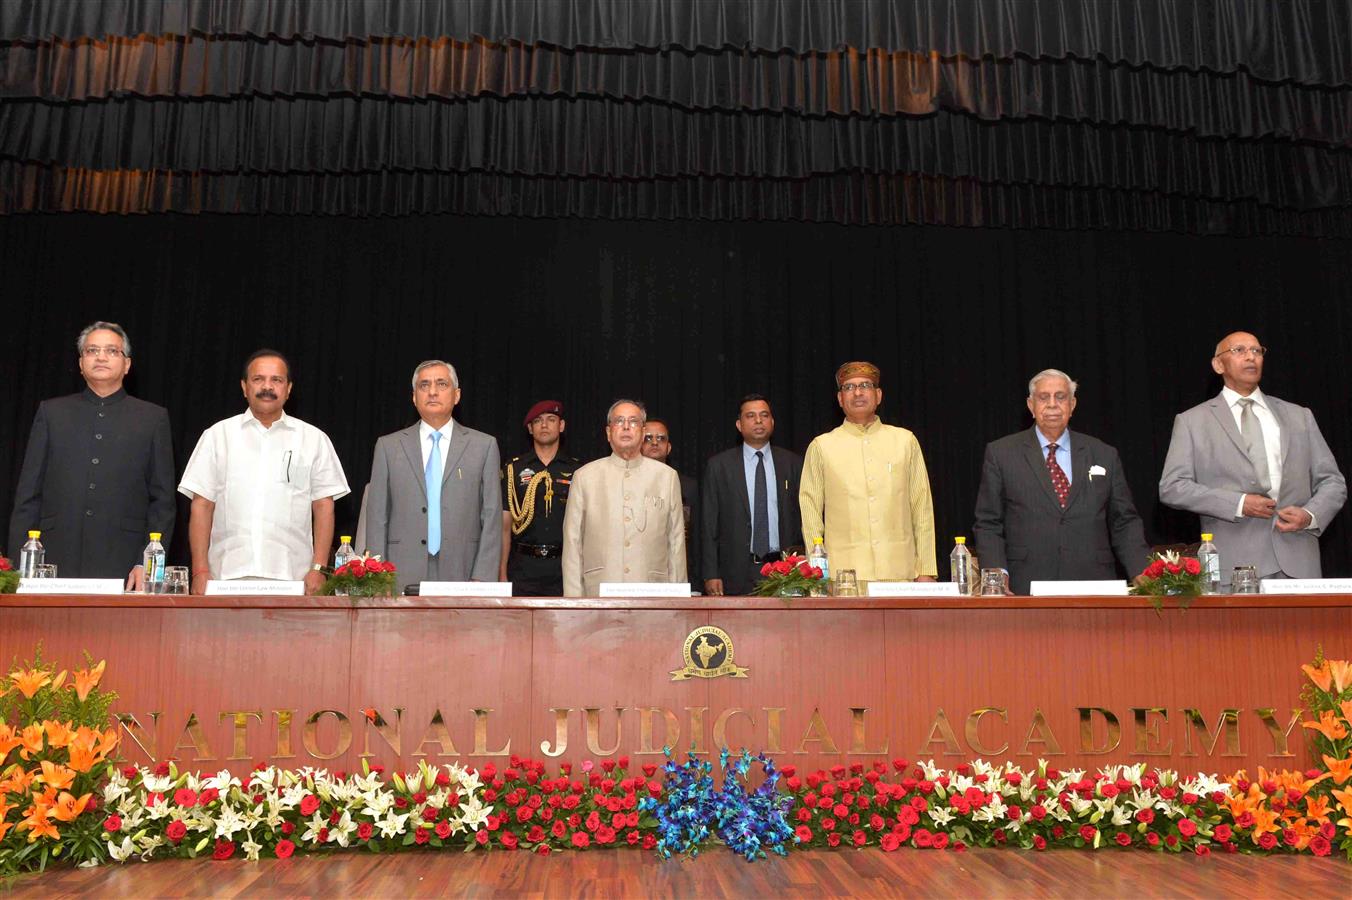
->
[972, 369, 1150, 595]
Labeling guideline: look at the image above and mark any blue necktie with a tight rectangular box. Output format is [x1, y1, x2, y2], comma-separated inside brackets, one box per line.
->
[426, 432, 442, 555]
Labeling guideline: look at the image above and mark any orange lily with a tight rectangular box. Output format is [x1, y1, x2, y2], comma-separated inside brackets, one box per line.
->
[8, 668, 52, 699]
[72, 660, 105, 701]
[1342, 699, 1352, 726]
[1248, 806, 1282, 839]
[50, 791, 92, 823]
[33, 783, 58, 808]
[17, 803, 59, 843]
[1305, 793, 1333, 820]
[41, 719, 72, 750]
[0, 820, 11, 842]
[1, 763, 36, 794]
[50, 670, 67, 692]
[1325, 754, 1352, 786]
[1330, 659, 1352, 694]
[1303, 661, 1333, 692]
[1334, 786, 1352, 816]
[17, 723, 44, 759]
[1301, 710, 1348, 742]
[0, 722, 22, 759]
[35, 759, 76, 792]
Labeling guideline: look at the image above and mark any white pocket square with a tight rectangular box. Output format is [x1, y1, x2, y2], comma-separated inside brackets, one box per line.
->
[1088, 464, 1107, 480]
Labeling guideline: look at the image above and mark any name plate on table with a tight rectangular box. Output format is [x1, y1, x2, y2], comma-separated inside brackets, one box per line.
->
[420, 581, 513, 597]
[205, 580, 304, 596]
[18, 578, 124, 595]
[867, 582, 960, 597]
[1030, 580, 1129, 597]
[1261, 578, 1352, 594]
[600, 582, 692, 598]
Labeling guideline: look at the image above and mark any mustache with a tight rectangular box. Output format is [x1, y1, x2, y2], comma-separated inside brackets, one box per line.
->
[254, 390, 279, 400]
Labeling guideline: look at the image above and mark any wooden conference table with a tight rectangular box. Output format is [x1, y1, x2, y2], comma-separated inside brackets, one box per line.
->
[1, 593, 1345, 776]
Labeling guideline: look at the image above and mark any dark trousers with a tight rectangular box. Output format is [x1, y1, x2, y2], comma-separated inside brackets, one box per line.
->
[508, 553, 564, 597]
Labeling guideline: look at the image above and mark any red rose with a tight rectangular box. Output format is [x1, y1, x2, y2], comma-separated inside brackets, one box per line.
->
[642, 834, 657, 850]
[0, 557, 10, 570]
[275, 839, 295, 859]
[357, 822, 373, 840]
[626, 829, 640, 846]
[174, 788, 198, 807]
[774, 560, 792, 575]
[824, 832, 839, 847]
[1099, 784, 1118, 798]
[914, 830, 933, 848]
[500, 831, 519, 850]
[641, 763, 658, 777]
[435, 820, 452, 839]
[1164, 562, 1181, 575]
[760, 562, 773, 576]
[551, 820, 567, 839]
[571, 831, 590, 849]
[212, 840, 235, 860]
[1115, 832, 1131, 846]
[299, 794, 320, 816]
[1135, 808, 1155, 824]
[536, 845, 552, 855]
[166, 820, 187, 843]
[475, 829, 489, 846]
[1029, 804, 1047, 821]
[1144, 560, 1165, 578]
[932, 833, 950, 850]
[1051, 825, 1065, 839]
[1183, 558, 1201, 576]
[101, 814, 123, 833]
[850, 830, 866, 847]
[1165, 835, 1178, 848]
[1211, 824, 1231, 842]
[413, 827, 429, 845]
[1079, 825, 1097, 843]
[1177, 819, 1197, 837]
[281, 821, 295, 835]
[1181, 792, 1199, 806]
[351, 562, 366, 578]
[880, 833, 901, 852]
[1258, 832, 1278, 850]
[1146, 832, 1161, 847]
[1309, 835, 1332, 857]
[525, 825, 545, 843]
[1194, 844, 1210, 857]
[795, 825, 813, 843]
[154, 761, 171, 777]
[1032, 835, 1047, 851]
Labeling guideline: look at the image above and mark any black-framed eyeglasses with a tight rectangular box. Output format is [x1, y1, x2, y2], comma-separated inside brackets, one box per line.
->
[838, 381, 877, 393]
[642, 434, 669, 444]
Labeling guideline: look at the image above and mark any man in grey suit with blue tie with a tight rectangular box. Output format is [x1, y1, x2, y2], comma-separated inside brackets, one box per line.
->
[1160, 331, 1345, 580]
[365, 360, 502, 592]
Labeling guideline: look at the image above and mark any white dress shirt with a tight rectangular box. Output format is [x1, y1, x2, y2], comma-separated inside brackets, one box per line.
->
[418, 419, 455, 481]
[178, 411, 350, 580]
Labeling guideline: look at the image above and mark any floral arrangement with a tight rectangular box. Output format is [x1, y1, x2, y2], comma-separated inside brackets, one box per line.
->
[0, 557, 17, 594]
[0, 650, 118, 877]
[640, 748, 794, 860]
[752, 555, 829, 597]
[1129, 549, 1205, 609]
[318, 555, 397, 597]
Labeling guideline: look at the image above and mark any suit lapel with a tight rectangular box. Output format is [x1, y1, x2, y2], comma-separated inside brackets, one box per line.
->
[441, 424, 471, 486]
[1205, 394, 1249, 460]
[1267, 396, 1292, 470]
[1061, 437, 1090, 512]
[399, 426, 427, 500]
[1021, 429, 1063, 512]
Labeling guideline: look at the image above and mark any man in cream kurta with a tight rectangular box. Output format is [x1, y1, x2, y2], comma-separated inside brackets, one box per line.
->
[562, 400, 687, 597]
[800, 361, 937, 583]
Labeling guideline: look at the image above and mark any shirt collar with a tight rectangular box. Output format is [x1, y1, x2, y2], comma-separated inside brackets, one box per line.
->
[840, 416, 882, 435]
[742, 442, 771, 462]
[1222, 386, 1268, 411]
[1035, 428, 1071, 452]
[243, 409, 291, 430]
[606, 453, 645, 470]
[82, 386, 127, 405]
[419, 419, 454, 443]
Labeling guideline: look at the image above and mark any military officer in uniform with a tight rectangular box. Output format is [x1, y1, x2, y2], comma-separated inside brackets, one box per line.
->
[499, 400, 578, 596]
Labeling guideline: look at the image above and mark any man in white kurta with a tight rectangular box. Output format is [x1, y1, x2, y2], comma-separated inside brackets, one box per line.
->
[800, 361, 937, 584]
[562, 400, 687, 597]
[178, 352, 349, 594]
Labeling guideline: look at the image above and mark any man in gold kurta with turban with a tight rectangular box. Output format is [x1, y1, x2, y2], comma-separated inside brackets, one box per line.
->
[800, 361, 937, 584]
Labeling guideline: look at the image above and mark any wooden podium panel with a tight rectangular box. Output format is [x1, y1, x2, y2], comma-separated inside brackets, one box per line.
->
[0, 595, 1345, 776]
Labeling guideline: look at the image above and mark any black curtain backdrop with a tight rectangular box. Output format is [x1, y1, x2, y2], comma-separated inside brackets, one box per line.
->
[2, 213, 1350, 577]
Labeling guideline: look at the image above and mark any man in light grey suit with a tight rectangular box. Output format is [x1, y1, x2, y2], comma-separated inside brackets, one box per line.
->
[365, 360, 502, 592]
[973, 369, 1150, 594]
[1159, 331, 1346, 579]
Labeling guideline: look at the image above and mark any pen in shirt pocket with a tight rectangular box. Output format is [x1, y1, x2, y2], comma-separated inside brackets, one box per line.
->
[284, 450, 293, 483]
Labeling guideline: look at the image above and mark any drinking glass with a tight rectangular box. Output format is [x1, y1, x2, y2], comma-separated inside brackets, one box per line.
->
[1230, 565, 1260, 594]
[979, 569, 1008, 596]
[834, 570, 859, 597]
[36, 564, 58, 578]
[164, 566, 190, 595]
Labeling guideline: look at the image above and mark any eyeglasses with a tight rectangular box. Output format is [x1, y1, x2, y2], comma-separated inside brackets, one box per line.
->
[609, 417, 642, 428]
[1216, 346, 1267, 358]
[415, 379, 454, 392]
[838, 381, 877, 393]
[82, 346, 125, 358]
[642, 434, 669, 444]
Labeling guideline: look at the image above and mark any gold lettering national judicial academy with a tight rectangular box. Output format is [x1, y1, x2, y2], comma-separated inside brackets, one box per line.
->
[671, 626, 749, 680]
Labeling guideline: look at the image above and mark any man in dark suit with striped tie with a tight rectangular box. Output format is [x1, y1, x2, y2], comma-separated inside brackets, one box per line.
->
[972, 369, 1150, 595]
[700, 394, 805, 596]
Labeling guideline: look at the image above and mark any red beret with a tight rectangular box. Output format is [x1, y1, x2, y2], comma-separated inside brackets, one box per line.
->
[524, 400, 564, 426]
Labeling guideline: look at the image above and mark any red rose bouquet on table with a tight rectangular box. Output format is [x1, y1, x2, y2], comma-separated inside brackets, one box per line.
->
[752, 555, 829, 598]
[0, 556, 17, 594]
[319, 555, 397, 597]
[1128, 549, 1205, 610]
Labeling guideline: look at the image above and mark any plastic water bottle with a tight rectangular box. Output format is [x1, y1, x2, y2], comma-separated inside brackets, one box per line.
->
[335, 536, 357, 569]
[142, 532, 166, 591]
[1197, 532, 1220, 594]
[19, 530, 44, 577]
[950, 537, 973, 595]
[808, 538, 830, 581]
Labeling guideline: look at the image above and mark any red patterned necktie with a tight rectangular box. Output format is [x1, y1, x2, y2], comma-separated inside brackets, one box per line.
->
[1046, 443, 1069, 508]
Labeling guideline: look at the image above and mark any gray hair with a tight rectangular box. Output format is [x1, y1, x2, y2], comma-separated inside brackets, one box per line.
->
[1027, 368, 1078, 398]
[411, 359, 459, 390]
[606, 398, 647, 424]
[77, 321, 131, 358]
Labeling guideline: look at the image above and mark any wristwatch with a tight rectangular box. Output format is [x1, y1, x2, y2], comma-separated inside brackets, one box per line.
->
[310, 563, 325, 572]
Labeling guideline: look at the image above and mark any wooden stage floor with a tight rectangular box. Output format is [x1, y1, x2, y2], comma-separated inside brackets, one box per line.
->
[7, 848, 1347, 898]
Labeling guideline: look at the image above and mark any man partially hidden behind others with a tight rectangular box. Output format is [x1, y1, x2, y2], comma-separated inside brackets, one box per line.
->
[562, 400, 686, 597]
[972, 369, 1150, 594]
[800, 361, 937, 583]
[366, 360, 502, 593]
[179, 350, 350, 594]
[9, 321, 175, 588]
[1159, 331, 1345, 579]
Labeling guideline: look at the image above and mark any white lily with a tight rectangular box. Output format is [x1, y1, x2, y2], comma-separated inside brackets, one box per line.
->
[330, 810, 357, 847]
[107, 836, 137, 862]
[240, 835, 263, 862]
[928, 805, 956, 826]
[376, 809, 410, 840]
[202, 769, 242, 793]
[214, 805, 248, 840]
[300, 811, 329, 844]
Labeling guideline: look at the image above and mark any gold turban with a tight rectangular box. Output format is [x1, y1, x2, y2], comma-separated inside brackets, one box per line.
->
[835, 360, 881, 387]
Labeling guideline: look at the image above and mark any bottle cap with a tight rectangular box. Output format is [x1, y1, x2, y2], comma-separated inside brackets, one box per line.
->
[27, 530, 40, 538]
[954, 536, 966, 544]
[1201, 533, 1213, 542]
[149, 532, 162, 541]
[340, 536, 352, 543]
[813, 537, 823, 545]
